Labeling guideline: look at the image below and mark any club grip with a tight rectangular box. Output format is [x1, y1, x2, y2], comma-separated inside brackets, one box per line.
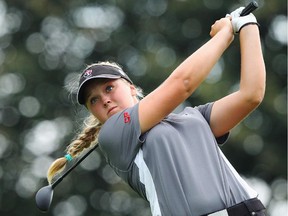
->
[240, 1, 258, 16]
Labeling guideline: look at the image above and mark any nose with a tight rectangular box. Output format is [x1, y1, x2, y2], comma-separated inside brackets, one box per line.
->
[103, 96, 111, 108]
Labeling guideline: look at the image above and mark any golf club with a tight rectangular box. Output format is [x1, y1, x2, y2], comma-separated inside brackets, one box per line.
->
[35, 144, 98, 212]
[240, 1, 258, 16]
[35, 1, 259, 213]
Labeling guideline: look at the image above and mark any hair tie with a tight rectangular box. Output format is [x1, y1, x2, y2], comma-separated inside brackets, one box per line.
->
[65, 154, 73, 162]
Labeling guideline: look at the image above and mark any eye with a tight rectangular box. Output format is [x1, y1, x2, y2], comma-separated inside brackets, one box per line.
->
[90, 97, 99, 105]
[105, 85, 113, 92]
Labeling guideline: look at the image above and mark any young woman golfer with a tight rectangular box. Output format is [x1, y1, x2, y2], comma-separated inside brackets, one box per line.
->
[47, 7, 266, 216]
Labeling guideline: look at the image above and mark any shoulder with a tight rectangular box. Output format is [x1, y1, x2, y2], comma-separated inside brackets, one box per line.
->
[100, 103, 140, 139]
[192, 102, 214, 123]
[98, 104, 143, 170]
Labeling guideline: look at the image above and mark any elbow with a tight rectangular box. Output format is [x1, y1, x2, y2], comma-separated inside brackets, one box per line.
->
[242, 86, 265, 108]
[251, 93, 265, 107]
[240, 71, 266, 108]
[254, 82, 266, 105]
[171, 72, 197, 96]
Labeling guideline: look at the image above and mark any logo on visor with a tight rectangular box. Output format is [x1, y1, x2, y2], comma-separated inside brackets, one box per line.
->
[83, 69, 92, 78]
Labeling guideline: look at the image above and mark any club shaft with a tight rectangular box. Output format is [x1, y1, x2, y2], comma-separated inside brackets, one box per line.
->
[51, 144, 98, 189]
[240, 1, 258, 16]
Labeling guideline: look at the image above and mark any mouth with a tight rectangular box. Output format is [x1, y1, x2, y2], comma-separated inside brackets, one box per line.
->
[107, 106, 117, 115]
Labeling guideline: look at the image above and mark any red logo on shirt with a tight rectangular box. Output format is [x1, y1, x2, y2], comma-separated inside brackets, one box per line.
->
[124, 112, 130, 123]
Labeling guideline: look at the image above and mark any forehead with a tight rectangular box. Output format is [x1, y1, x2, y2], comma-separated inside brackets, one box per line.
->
[84, 78, 114, 91]
[83, 78, 121, 97]
[87, 78, 112, 86]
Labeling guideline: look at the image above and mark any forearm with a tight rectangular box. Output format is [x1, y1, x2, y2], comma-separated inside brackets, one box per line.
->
[138, 19, 233, 133]
[170, 26, 233, 96]
[239, 25, 266, 104]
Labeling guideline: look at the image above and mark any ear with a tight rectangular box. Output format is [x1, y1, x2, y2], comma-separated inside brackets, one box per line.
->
[130, 84, 137, 96]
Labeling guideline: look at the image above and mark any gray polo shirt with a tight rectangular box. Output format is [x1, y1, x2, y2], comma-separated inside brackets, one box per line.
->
[98, 103, 257, 216]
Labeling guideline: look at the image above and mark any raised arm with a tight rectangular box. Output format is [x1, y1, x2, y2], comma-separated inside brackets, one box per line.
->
[138, 18, 234, 133]
[210, 21, 266, 137]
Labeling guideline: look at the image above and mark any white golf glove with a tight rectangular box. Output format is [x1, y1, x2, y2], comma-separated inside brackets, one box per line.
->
[226, 7, 259, 34]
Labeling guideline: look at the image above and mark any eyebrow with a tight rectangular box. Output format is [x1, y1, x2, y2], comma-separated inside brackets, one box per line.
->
[85, 79, 116, 102]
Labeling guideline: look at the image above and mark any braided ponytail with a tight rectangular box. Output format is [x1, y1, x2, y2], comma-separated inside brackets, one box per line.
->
[47, 115, 101, 184]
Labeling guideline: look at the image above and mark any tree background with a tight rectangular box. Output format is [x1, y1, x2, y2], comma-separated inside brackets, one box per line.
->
[0, 0, 286, 215]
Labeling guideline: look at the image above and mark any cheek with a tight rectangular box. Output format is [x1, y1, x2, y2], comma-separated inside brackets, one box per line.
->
[89, 104, 104, 118]
[92, 110, 106, 123]
[117, 90, 135, 105]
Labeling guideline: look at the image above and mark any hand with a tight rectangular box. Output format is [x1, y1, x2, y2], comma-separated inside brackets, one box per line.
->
[210, 17, 234, 43]
[227, 7, 258, 34]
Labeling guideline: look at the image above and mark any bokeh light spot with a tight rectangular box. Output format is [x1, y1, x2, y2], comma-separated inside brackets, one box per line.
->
[269, 15, 287, 45]
[18, 96, 41, 117]
[243, 134, 264, 155]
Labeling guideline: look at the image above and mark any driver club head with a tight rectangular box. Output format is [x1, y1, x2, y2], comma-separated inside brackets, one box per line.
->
[35, 145, 99, 212]
[35, 185, 54, 212]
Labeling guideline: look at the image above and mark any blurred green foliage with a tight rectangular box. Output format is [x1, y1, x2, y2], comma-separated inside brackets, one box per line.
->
[0, 0, 286, 215]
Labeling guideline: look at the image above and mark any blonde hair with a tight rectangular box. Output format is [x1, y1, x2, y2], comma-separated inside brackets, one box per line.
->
[46, 61, 143, 184]
[47, 115, 101, 184]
